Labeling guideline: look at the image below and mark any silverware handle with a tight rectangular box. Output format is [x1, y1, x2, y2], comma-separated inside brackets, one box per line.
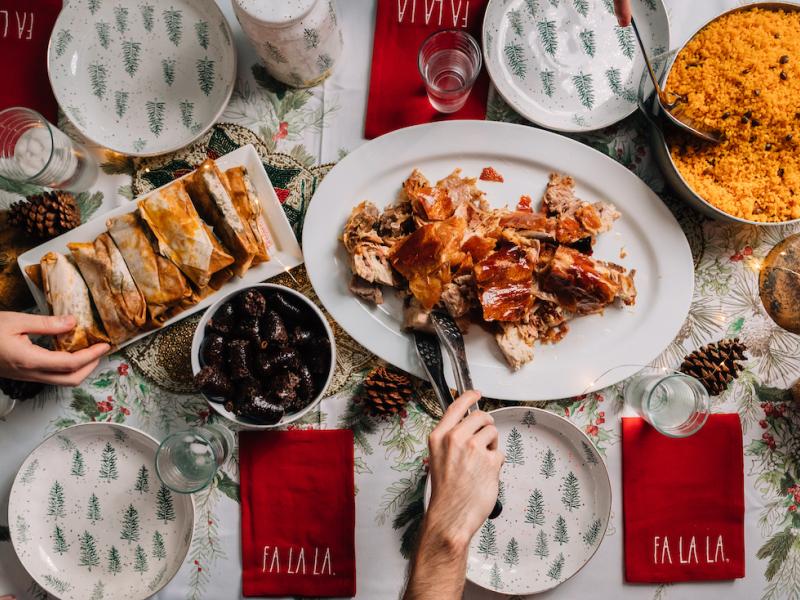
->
[630, 18, 662, 100]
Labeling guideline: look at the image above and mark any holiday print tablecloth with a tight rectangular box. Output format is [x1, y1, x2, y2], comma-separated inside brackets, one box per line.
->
[2, 1, 800, 599]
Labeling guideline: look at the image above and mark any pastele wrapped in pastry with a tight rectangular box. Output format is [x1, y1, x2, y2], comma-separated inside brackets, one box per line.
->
[225, 166, 272, 264]
[68, 233, 147, 345]
[107, 211, 192, 324]
[138, 180, 234, 289]
[185, 159, 259, 276]
[38, 251, 110, 351]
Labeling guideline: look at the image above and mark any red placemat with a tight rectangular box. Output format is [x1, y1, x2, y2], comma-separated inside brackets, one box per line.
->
[622, 414, 745, 582]
[240, 429, 356, 597]
[0, 0, 62, 121]
[364, 0, 490, 139]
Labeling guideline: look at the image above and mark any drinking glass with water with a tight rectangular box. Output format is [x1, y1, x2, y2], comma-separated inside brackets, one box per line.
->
[418, 30, 482, 113]
[625, 368, 710, 437]
[156, 423, 235, 494]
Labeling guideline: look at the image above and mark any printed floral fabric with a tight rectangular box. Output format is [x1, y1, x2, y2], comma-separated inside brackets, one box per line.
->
[1, 2, 799, 600]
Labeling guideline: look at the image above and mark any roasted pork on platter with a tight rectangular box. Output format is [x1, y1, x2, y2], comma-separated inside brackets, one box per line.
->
[340, 169, 636, 370]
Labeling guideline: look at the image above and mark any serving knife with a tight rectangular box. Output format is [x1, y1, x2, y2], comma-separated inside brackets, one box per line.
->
[423, 313, 503, 519]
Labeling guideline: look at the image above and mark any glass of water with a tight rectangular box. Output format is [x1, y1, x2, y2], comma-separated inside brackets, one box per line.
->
[156, 423, 235, 494]
[624, 368, 710, 437]
[418, 29, 482, 113]
[0, 107, 97, 192]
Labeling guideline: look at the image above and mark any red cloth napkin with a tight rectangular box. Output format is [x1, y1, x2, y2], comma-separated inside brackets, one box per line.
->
[0, 0, 62, 121]
[239, 430, 356, 597]
[364, 0, 490, 139]
[622, 414, 745, 582]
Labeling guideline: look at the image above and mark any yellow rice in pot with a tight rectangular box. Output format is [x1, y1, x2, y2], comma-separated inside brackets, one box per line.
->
[666, 8, 800, 223]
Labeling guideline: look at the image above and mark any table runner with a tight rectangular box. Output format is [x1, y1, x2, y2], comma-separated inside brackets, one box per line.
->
[1, 1, 800, 600]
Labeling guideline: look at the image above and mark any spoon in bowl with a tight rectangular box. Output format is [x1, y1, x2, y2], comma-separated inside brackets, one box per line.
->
[631, 17, 721, 144]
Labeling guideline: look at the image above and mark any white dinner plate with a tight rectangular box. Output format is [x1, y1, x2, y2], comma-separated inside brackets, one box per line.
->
[8, 423, 195, 600]
[17, 144, 304, 352]
[425, 407, 612, 594]
[48, 0, 236, 156]
[483, 0, 670, 131]
[302, 120, 693, 400]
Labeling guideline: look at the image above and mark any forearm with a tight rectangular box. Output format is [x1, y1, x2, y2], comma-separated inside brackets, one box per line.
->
[403, 515, 469, 600]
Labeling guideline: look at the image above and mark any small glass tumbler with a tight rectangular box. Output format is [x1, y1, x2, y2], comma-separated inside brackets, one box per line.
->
[418, 30, 482, 114]
[624, 368, 710, 437]
[156, 423, 235, 494]
[0, 107, 97, 192]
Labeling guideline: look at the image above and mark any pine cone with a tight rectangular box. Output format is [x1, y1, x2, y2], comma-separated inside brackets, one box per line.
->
[8, 191, 80, 239]
[0, 376, 44, 401]
[679, 338, 747, 396]
[361, 366, 414, 416]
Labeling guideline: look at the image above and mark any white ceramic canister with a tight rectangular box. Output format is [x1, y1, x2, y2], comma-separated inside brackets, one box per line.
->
[233, 0, 343, 88]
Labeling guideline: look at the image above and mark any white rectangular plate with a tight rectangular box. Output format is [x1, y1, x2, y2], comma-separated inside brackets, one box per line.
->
[17, 144, 304, 351]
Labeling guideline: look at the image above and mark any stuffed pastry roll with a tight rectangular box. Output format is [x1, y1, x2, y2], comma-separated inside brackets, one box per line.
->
[68, 233, 147, 345]
[39, 251, 110, 351]
[138, 181, 234, 289]
[185, 160, 259, 277]
[225, 166, 272, 264]
[107, 211, 192, 324]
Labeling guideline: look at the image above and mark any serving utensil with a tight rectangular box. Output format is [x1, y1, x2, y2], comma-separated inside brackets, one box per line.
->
[427, 313, 502, 519]
[631, 17, 721, 144]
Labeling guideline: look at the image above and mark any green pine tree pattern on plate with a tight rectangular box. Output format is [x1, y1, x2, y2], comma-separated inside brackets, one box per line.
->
[87, 493, 102, 523]
[503, 537, 520, 566]
[583, 518, 602, 546]
[152, 530, 166, 559]
[134, 544, 149, 573]
[145, 100, 166, 136]
[554, 515, 569, 544]
[95, 22, 110, 49]
[114, 90, 129, 118]
[489, 562, 502, 590]
[52, 524, 69, 555]
[71, 448, 86, 477]
[99, 442, 118, 481]
[534, 529, 549, 557]
[525, 488, 545, 525]
[524, 0, 539, 18]
[79, 530, 100, 570]
[140, 4, 155, 32]
[114, 6, 129, 34]
[263, 40, 287, 64]
[615, 25, 635, 60]
[88, 62, 107, 99]
[573, 0, 589, 17]
[477, 520, 498, 558]
[561, 471, 581, 510]
[547, 553, 565, 580]
[107, 545, 122, 574]
[195, 20, 209, 49]
[505, 427, 525, 465]
[16, 515, 29, 544]
[304, 27, 320, 49]
[133, 138, 146, 153]
[54, 29, 73, 58]
[582, 440, 599, 464]
[196, 58, 215, 96]
[42, 575, 72, 594]
[540, 447, 556, 478]
[122, 41, 142, 77]
[89, 581, 105, 600]
[20, 459, 39, 484]
[579, 29, 595, 58]
[161, 59, 176, 86]
[521, 411, 537, 426]
[179, 100, 195, 129]
[505, 43, 527, 79]
[47, 480, 66, 519]
[87, 0, 101, 15]
[537, 20, 558, 57]
[135, 465, 150, 493]
[642, 0, 657, 10]
[572, 72, 595, 109]
[508, 8, 525, 37]
[156, 484, 176, 523]
[163, 8, 183, 46]
[121, 503, 140, 543]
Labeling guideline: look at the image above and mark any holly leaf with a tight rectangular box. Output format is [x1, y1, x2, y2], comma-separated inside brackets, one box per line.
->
[75, 191, 103, 222]
[71, 388, 100, 419]
[216, 470, 239, 502]
[91, 370, 116, 389]
[755, 384, 792, 404]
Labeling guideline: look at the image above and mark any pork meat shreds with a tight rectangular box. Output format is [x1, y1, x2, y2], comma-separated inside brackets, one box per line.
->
[341, 168, 636, 369]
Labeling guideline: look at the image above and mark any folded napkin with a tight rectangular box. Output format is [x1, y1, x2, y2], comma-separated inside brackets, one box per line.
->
[240, 430, 356, 597]
[622, 414, 745, 582]
[364, 0, 490, 139]
[0, 0, 62, 121]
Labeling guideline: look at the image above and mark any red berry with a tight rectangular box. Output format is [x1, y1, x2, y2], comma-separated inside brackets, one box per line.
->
[763, 432, 770, 439]
[596, 417, 606, 425]
[564, 407, 570, 416]
[194, 560, 199, 565]
[760, 420, 768, 429]
[599, 411, 605, 417]
[743, 246, 753, 256]
[790, 505, 797, 512]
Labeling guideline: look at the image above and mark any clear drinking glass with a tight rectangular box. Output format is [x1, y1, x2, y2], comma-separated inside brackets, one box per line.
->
[156, 423, 235, 494]
[759, 233, 800, 334]
[624, 368, 710, 437]
[418, 29, 482, 114]
[0, 107, 97, 192]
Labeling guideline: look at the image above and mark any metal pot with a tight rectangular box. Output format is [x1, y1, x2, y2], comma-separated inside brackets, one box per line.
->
[644, 2, 800, 226]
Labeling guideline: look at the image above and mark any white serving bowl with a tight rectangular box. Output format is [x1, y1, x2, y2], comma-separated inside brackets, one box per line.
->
[191, 283, 336, 430]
